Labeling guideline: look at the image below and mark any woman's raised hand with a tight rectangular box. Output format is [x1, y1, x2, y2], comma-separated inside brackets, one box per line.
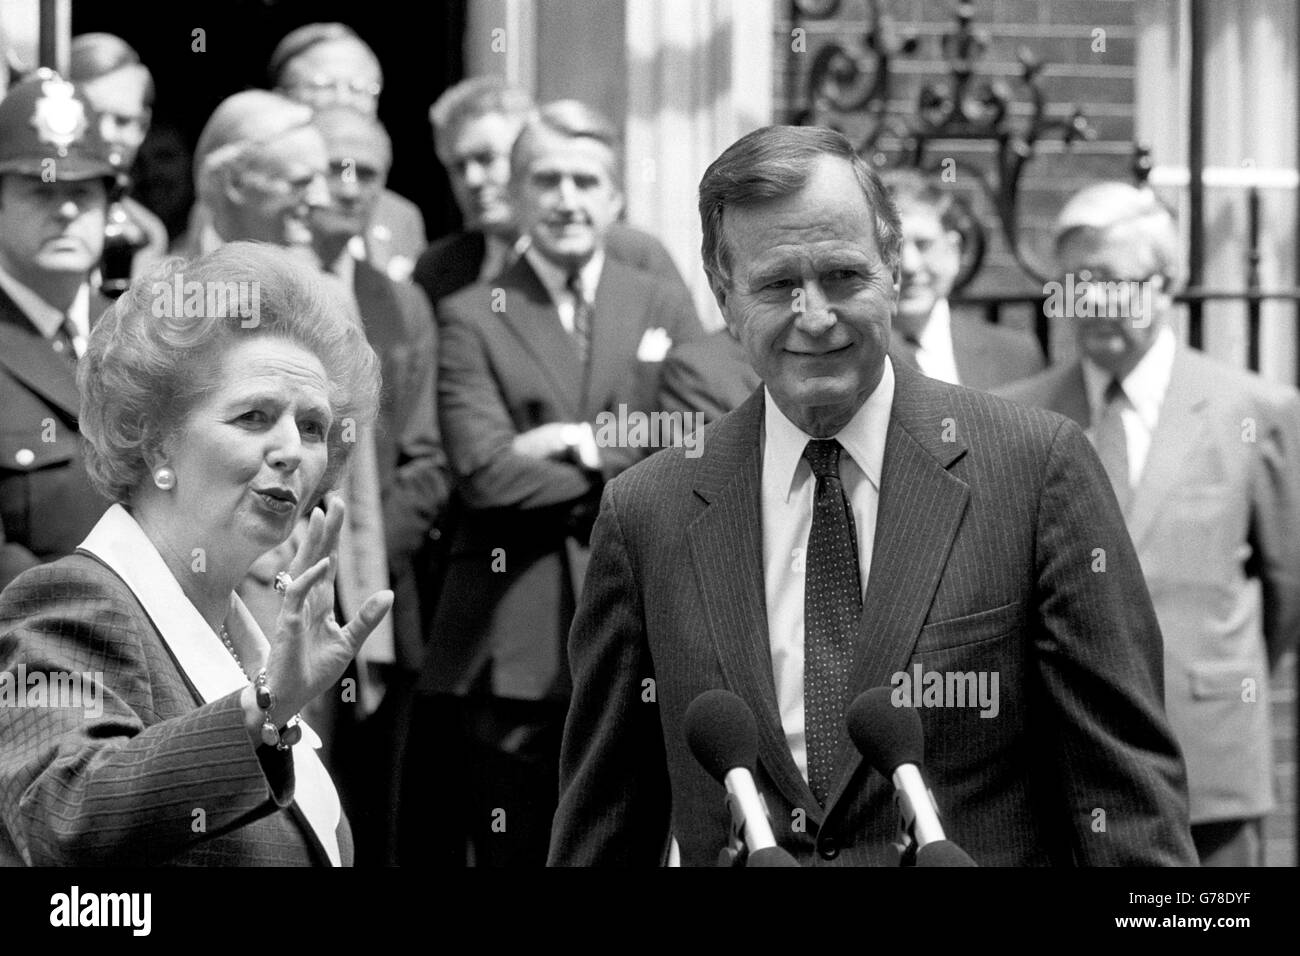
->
[259, 492, 393, 725]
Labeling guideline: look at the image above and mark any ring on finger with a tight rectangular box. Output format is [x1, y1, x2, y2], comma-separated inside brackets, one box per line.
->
[273, 571, 293, 594]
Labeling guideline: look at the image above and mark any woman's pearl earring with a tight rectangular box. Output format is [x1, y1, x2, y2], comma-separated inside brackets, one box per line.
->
[153, 467, 176, 491]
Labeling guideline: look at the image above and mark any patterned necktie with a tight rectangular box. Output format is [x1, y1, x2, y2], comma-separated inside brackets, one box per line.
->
[1093, 378, 1131, 513]
[802, 438, 863, 807]
[566, 270, 592, 366]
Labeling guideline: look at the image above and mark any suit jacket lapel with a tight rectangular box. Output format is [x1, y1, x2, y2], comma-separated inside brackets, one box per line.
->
[827, 364, 971, 809]
[495, 258, 584, 420]
[1125, 349, 1207, 548]
[584, 261, 648, 417]
[686, 390, 822, 818]
[0, 288, 81, 420]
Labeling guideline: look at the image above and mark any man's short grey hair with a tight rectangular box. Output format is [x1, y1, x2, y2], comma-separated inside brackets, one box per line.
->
[510, 99, 622, 189]
[192, 90, 315, 207]
[312, 105, 393, 173]
[1053, 181, 1181, 283]
[429, 76, 533, 161]
[877, 167, 964, 235]
[267, 22, 381, 88]
[698, 125, 902, 287]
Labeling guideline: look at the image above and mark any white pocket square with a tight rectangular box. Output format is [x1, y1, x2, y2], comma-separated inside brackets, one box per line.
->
[637, 327, 672, 362]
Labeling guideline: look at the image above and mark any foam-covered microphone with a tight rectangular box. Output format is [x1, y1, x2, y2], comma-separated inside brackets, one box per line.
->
[914, 840, 978, 867]
[847, 687, 948, 850]
[685, 689, 799, 866]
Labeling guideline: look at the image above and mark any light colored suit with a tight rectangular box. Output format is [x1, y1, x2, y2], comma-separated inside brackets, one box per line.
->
[999, 346, 1300, 824]
[550, 362, 1196, 866]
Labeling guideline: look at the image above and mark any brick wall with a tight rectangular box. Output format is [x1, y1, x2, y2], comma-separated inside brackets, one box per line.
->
[774, 0, 1295, 866]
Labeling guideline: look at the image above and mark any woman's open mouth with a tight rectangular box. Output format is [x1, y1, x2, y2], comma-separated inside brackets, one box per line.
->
[253, 487, 298, 515]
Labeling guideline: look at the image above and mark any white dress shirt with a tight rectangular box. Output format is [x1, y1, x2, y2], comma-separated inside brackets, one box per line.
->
[0, 264, 91, 358]
[912, 298, 961, 386]
[761, 358, 895, 780]
[524, 247, 605, 334]
[1082, 323, 1176, 487]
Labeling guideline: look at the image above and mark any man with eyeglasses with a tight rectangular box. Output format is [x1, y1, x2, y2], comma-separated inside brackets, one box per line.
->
[881, 168, 1044, 390]
[1000, 180, 1300, 866]
[307, 104, 451, 866]
[269, 22, 427, 281]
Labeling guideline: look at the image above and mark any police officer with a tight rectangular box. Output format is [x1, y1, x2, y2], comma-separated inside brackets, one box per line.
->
[0, 69, 119, 589]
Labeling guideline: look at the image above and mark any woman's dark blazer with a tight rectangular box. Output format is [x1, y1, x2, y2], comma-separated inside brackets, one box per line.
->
[0, 552, 352, 866]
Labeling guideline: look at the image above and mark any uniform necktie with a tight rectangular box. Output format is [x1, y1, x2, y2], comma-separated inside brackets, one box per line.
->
[802, 438, 863, 807]
[55, 314, 81, 361]
[566, 270, 592, 366]
[1094, 378, 1131, 513]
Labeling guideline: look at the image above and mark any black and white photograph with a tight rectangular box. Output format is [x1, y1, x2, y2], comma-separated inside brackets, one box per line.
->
[0, 0, 1294, 936]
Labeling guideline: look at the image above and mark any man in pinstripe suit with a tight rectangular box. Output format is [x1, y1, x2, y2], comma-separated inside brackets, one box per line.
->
[549, 126, 1197, 867]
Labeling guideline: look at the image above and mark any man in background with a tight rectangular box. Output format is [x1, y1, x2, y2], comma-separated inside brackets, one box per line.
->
[881, 169, 1043, 390]
[412, 100, 701, 867]
[269, 21, 426, 281]
[1000, 181, 1300, 866]
[68, 32, 169, 284]
[414, 77, 696, 319]
[0, 71, 116, 590]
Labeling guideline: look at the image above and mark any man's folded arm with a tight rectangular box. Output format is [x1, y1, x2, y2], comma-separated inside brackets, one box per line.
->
[548, 483, 672, 865]
[1030, 417, 1197, 866]
[437, 308, 597, 510]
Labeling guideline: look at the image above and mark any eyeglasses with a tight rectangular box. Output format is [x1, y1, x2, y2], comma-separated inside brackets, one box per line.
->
[290, 75, 382, 102]
[329, 159, 383, 185]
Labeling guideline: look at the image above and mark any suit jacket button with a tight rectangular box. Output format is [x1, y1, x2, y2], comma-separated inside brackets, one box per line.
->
[428, 527, 442, 541]
[15, 448, 35, 467]
[819, 838, 839, 860]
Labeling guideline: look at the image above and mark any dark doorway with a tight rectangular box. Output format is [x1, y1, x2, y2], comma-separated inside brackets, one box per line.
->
[72, 0, 468, 244]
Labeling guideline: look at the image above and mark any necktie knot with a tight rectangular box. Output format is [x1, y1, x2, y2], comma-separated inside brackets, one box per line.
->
[802, 438, 843, 480]
[566, 270, 585, 303]
[1104, 377, 1126, 405]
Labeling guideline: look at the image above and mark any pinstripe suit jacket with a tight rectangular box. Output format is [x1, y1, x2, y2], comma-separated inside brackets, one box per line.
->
[549, 361, 1197, 866]
[0, 553, 353, 866]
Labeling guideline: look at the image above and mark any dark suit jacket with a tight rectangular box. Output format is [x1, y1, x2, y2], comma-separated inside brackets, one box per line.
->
[366, 188, 428, 282]
[998, 348, 1300, 824]
[549, 362, 1196, 866]
[0, 553, 352, 865]
[891, 305, 1045, 391]
[352, 261, 451, 669]
[413, 222, 698, 318]
[0, 287, 112, 590]
[425, 255, 703, 701]
[659, 328, 761, 425]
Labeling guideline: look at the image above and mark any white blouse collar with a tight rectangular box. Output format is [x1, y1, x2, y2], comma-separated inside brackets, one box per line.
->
[79, 504, 342, 866]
